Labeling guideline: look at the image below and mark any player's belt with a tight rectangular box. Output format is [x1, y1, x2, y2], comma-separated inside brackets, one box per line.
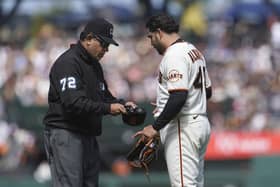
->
[178, 114, 207, 121]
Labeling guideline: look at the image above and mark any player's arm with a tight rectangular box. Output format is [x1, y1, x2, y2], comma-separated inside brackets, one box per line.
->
[152, 90, 188, 131]
[205, 67, 212, 100]
[206, 86, 212, 100]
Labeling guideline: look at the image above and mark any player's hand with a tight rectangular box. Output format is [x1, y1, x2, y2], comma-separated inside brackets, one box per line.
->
[133, 125, 159, 139]
[110, 103, 126, 115]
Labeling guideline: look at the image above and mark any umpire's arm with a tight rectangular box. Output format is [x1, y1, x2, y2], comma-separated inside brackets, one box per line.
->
[53, 60, 111, 116]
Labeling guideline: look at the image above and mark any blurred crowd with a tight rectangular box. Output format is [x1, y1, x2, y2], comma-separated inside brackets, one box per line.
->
[0, 0, 280, 179]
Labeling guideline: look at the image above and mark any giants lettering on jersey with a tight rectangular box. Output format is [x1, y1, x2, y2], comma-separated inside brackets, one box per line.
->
[167, 70, 183, 82]
[188, 49, 203, 63]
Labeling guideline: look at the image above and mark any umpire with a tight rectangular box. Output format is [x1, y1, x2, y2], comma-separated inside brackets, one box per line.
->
[43, 18, 135, 187]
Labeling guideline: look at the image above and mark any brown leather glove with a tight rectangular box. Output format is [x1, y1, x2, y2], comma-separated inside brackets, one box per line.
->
[126, 135, 160, 179]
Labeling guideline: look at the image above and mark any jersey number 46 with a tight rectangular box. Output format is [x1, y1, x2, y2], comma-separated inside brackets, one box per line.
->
[194, 66, 206, 92]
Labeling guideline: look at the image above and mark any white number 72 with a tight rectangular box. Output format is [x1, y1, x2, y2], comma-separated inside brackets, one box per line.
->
[60, 77, 76, 91]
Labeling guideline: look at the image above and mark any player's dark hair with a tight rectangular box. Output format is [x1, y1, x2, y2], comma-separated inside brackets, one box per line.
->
[146, 13, 179, 33]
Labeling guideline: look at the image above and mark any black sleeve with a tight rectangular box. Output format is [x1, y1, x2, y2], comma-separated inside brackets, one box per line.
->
[152, 90, 188, 131]
[52, 60, 110, 116]
[206, 86, 212, 100]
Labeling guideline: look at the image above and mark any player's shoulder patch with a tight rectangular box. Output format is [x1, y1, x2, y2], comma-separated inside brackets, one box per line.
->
[167, 69, 183, 82]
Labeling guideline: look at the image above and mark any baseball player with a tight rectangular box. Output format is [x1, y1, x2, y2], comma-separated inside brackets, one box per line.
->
[134, 14, 212, 187]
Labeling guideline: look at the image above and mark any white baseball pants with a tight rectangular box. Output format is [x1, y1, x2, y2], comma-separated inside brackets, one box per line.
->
[160, 115, 211, 187]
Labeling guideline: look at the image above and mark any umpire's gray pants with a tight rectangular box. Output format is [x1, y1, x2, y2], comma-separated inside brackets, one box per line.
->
[44, 127, 100, 187]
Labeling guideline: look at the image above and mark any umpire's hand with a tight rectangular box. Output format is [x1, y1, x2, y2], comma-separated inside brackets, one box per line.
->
[110, 103, 126, 115]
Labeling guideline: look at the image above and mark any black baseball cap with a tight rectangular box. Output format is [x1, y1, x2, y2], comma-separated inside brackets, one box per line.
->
[81, 18, 119, 46]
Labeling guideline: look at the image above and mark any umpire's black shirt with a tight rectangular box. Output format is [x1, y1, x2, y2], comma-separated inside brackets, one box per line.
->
[43, 42, 122, 136]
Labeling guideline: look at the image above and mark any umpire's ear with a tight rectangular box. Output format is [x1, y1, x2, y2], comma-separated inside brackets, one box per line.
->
[85, 33, 94, 41]
[157, 28, 164, 39]
[80, 31, 93, 41]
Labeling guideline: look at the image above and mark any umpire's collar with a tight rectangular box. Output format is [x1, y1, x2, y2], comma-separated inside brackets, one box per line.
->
[73, 41, 99, 65]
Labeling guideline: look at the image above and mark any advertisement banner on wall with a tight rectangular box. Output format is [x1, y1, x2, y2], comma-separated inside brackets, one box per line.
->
[205, 131, 280, 160]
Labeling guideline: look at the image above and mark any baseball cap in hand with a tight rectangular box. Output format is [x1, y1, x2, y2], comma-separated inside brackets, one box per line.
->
[81, 18, 119, 46]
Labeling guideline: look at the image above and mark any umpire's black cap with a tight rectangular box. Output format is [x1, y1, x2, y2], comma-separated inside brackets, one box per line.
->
[80, 18, 119, 46]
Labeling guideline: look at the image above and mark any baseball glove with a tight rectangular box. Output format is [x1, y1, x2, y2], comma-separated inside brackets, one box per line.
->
[126, 135, 160, 181]
[122, 105, 146, 126]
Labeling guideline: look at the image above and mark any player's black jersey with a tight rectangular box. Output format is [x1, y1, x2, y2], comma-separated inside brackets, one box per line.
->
[43, 42, 122, 135]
